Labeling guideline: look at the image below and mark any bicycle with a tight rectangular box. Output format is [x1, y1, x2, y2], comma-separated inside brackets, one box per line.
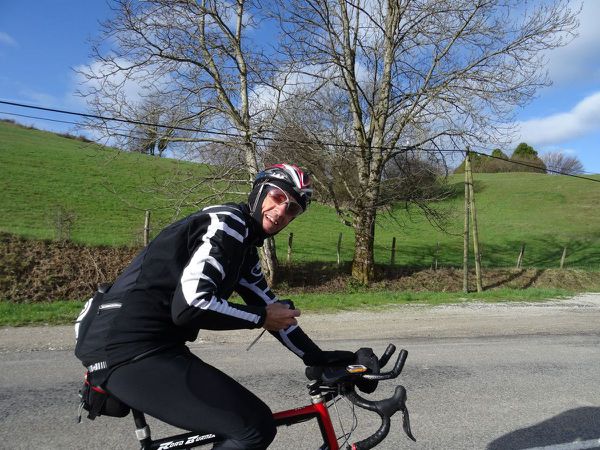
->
[126, 344, 415, 450]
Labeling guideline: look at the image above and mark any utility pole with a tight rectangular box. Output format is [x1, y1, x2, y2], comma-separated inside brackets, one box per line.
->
[465, 151, 483, 292]
[287, 233, 293, 264]
[144, 210, 151, 246]
[463, 154, 470, 293]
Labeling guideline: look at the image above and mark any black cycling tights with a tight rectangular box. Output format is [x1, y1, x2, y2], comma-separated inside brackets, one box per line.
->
[105, 346, 276, 449]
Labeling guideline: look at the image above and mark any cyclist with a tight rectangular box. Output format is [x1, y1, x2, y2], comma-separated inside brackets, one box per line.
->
[100, 164, 353, 449]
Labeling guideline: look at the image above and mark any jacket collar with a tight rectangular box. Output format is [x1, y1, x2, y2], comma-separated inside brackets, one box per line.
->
[239, 203, 268, 246]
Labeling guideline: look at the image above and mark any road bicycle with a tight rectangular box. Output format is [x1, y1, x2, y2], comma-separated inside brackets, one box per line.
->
[126, 344, 415, 450]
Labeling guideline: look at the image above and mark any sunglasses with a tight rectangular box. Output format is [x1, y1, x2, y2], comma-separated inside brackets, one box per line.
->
[265, 184, 304, 218]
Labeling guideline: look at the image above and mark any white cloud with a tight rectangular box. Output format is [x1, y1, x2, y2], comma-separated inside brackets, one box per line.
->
[73, 60, 146, 104]
[18, 88, 58, 106]
[545, 0, 600, 84]
[516, 90, 600, 145]
[67, 59, 180, 144]
[0, 31, 18, 47]
[72, 59, 176, 109]
[248, 64, 333, 116]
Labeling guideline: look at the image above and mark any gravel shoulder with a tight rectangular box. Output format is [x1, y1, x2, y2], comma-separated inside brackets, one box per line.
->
[1, 293, 599, 353]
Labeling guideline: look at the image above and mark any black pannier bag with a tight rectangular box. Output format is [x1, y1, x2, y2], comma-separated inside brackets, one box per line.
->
[78, 371, 130, 422]
[74, 284, 130, 421]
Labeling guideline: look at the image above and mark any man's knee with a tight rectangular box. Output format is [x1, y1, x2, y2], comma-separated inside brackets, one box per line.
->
[214, 413, 276, 449]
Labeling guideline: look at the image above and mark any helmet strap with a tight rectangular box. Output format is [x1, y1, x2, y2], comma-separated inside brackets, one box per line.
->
[248, 183, 272, 235]
[249, 183, 266, 215]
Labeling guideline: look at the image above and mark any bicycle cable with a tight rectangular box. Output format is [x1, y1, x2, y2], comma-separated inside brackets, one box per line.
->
[333, 396, 348, 446]
[329, 393, 358, 448]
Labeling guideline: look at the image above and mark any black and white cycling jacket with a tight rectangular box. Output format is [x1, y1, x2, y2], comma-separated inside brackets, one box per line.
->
[104, 203, 321, 367]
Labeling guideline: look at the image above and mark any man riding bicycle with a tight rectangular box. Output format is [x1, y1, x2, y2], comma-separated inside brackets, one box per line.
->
[83, 164, 356, 449]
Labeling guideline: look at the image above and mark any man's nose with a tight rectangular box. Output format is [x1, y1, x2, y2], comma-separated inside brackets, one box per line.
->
[274, 202, 288, 215]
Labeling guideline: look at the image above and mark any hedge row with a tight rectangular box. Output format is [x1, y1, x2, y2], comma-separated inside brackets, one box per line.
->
[0, 233, 139, 303]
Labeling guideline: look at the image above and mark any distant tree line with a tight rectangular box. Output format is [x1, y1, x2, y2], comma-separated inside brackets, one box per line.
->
[454, 143, 584, 175]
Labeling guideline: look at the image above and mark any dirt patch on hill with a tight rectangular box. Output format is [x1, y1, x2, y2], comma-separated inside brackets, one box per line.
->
[1, 233, 598, 302]
[0, 233, 138, 302]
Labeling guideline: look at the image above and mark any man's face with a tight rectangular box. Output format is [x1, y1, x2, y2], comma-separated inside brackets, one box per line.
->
[260, 184, 303, 235]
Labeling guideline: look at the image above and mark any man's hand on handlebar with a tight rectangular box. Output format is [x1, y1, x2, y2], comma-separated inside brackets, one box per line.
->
[302, 348, 379, 393]
[354, 348, 380, 394]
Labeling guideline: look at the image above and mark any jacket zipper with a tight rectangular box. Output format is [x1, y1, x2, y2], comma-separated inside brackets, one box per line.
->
[98, 302, 122, 312]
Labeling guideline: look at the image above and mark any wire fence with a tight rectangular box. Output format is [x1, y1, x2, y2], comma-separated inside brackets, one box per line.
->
[280, 232, 600, 271]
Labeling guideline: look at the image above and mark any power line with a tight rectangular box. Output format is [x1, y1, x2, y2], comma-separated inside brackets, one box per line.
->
[2, 99, 599, 183]
[0, 99, 409, 152]
[0, 111, 84, 127]
[0, 110, 176, 140]
[0, 99, 244, 138]
[0, 108, 402, 152]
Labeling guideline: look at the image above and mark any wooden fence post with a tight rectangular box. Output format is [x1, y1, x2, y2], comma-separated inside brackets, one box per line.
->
[390, 237, 396, 265]
[337, 233, 343, 266]
[434, 242, 440, 270]
[516, 243, 526, 269]
[287, 233, 293, 264]
[560, 246, 567, 269]
[144, 210, 151, 246]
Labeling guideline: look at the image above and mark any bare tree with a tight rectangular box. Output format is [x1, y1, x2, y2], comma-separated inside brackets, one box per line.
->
[271, 0, 579, 283]
[267, 92, 453, 229]
[125, 98, 183, 157]
[78, 0, 277, 167]
[542, 151, 585, 175]
[77, 0, 292, 281]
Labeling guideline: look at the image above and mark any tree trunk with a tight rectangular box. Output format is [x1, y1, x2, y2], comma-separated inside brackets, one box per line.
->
[260, 237, 278, 285]
[351, 208, 376, 285]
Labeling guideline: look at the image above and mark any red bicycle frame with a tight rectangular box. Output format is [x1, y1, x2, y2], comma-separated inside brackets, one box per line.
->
[134, 395, 341, 450]
[273, 399, 339, 450]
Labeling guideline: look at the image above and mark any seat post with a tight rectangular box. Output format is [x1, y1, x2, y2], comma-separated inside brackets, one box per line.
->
[132, 409, 152, 449]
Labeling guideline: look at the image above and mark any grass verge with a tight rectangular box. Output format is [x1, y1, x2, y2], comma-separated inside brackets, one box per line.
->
[0, 300, 84, 327]
[294, 287, 573, 312]
[0, 288, 574, 327]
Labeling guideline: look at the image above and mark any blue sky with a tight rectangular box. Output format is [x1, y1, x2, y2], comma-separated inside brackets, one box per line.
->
[1, 0, 599, 174]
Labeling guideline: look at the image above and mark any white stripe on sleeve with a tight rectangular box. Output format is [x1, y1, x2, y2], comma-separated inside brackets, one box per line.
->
[181, 213, 260, 324]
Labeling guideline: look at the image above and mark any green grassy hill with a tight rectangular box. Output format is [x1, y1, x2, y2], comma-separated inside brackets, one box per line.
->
[2, 120, 599, 269]
[375, 173, 600, 269]
[0, 120, 214, 246]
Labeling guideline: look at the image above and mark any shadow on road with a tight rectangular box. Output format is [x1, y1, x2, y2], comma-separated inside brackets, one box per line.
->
[487, 407, 600, 449]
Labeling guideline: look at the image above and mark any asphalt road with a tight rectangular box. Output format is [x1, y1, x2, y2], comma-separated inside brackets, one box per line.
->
[1, 295, 599, 450]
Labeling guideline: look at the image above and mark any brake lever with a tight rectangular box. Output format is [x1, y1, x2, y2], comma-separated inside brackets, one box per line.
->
[401, 405, 417, 442]
[246, 329, 266, 351]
